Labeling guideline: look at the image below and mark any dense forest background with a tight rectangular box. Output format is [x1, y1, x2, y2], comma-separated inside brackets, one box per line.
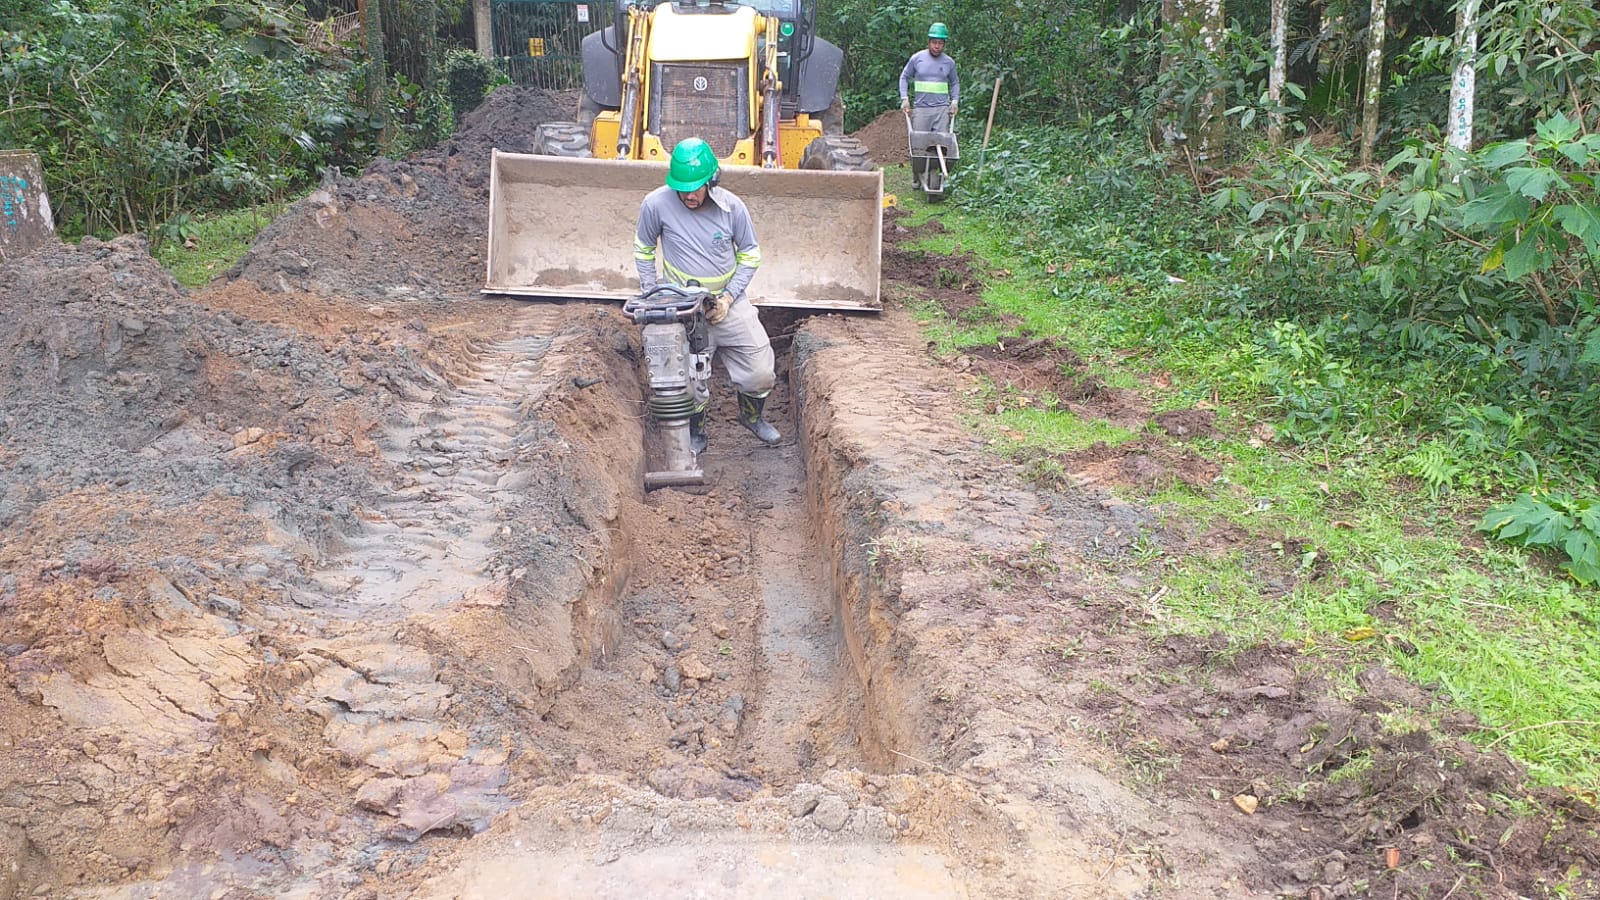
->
[2, 0, 1597, 581]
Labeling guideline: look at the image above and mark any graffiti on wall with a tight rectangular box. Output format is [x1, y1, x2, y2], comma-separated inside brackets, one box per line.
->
[0, 151, 57, 261]
[2, 174, 35, 229]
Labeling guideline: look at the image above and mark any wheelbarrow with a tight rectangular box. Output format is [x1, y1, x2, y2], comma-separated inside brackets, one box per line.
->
[905, 112, 960, 202]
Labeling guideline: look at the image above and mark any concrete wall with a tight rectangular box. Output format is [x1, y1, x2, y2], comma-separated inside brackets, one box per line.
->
[0, 150, 56, 262]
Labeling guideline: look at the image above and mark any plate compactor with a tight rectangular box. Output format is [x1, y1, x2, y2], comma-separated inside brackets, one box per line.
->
[623, 284, 714, 489]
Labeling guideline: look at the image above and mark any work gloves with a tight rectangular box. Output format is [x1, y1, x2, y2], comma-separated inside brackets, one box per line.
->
[705, 291, 733, 325]
[948, 103, 957, 118]
[900, 97, 910, 112]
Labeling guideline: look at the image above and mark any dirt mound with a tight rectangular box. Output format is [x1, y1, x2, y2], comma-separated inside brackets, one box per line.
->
[0, 236, 196, 459]
[852, 108, 911, 167]
[449, 84, 579, 163]
[224, 86, 577, 304]
[0, 231, 481, 572]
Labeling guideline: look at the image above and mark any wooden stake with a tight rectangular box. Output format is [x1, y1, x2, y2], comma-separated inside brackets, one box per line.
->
[976, 75, 1003, 183]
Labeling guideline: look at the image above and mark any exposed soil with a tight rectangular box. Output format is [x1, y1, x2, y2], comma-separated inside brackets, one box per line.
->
[1, 84, 1595, 900]
[853, 109, 913, 168]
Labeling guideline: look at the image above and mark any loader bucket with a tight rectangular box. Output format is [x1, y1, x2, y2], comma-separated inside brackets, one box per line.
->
[485, 150, 882, 311]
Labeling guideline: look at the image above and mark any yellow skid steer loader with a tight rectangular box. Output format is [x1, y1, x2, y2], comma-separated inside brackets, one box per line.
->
[485, 0, 882, 311]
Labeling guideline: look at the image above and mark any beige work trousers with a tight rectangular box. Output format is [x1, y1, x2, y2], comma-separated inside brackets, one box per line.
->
[708, 298, 776, 397]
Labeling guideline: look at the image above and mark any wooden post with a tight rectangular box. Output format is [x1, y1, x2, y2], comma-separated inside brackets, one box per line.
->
[975, 76, 1002, 183]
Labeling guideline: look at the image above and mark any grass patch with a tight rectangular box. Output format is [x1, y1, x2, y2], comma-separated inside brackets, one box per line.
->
[150, 201, 289, 289]
[991, 406, 1137, 453]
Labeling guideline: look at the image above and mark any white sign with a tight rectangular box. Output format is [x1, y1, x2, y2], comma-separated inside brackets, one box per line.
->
[576, 4, 589, 22]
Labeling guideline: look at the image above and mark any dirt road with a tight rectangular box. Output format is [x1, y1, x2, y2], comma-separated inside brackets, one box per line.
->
[1, 88, 1593, 899]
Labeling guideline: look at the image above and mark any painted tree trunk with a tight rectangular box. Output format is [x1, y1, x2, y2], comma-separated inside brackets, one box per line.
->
[1269, 0, 1288, 144]
[475, 0, 493, 58]
[1199, 0, 1226, 156]
[1361, 0, 1387, 165]
[1448, 0, 1481, 151]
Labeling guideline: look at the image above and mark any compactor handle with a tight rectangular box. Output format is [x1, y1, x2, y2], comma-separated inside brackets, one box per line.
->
[623, 284, 710, 324]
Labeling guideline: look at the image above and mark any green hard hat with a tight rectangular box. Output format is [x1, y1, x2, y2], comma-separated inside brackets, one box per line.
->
[927, 22, 949, 39]
[665, 138, 719, 192]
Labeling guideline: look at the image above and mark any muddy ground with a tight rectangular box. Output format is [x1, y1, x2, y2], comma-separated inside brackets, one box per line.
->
[1, 88, 1595, 899]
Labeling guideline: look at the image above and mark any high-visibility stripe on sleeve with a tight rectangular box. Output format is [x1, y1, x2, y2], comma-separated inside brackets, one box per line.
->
[735, 245, 761, 269]
[633, 237, 657, 261]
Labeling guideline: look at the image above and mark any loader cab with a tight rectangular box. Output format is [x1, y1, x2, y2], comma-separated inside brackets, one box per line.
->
[581, 0, 845, 167]
[640, 4, 760, 163]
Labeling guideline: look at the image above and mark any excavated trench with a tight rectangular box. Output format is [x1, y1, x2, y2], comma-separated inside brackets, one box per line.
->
[261, 300, 915, 792]
[498, 303, 906, 787]
[391, 304, 970, 897]
[155, 301, 952, 896]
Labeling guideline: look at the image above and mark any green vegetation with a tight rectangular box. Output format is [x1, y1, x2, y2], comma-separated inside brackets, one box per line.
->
[892, 118, 1600, 786]
[1, 0, 490, 247]
[150, 201, 292, 289]
[1482, 493, 1600, 587]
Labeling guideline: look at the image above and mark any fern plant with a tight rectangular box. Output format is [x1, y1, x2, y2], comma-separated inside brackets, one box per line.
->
[1479, 492, 1600, 586]
[1406, 440, 1462, 497]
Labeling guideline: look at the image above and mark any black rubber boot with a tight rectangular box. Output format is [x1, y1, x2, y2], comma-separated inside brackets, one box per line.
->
[689, 410, 707, 455]
[736, 392, 781, 445]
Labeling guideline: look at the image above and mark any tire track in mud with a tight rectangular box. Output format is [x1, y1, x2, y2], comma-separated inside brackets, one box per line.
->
[6, 308, 593, 898]
[288, 304, 572, 619]
[227, 306, 581, 863]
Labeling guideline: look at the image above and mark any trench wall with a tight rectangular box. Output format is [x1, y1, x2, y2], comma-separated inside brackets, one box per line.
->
[789, 325, 938, 767]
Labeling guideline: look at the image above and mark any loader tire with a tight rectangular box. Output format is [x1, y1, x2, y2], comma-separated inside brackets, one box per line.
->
[533, 121, 592, 158]
[800, 135, 873, 172]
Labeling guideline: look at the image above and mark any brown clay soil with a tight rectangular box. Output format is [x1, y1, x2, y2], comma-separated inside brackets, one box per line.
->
[1, 85, 1596, 899]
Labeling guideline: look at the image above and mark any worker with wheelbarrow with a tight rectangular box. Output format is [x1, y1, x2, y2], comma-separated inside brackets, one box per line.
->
[899, 22, 961, 198]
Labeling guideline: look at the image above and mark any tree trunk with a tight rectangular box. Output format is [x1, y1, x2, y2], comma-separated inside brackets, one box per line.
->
[363, 0, 389, 148]
[1158, 0, 1180, 76]
[1360, 0, 1386, 165]
[475, 0, 493, 59]
[1198, 0, 1225, 157]
[1448, 0, 1480, 151]
[1157, 0, 1186, 147]
[421, 0, 439, 94]
[1269, 0, 1288, 144]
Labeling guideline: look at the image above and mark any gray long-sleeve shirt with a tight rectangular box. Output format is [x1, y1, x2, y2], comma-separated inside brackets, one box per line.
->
[899, 50, 959, 109]
[632, 185, 762, 299]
